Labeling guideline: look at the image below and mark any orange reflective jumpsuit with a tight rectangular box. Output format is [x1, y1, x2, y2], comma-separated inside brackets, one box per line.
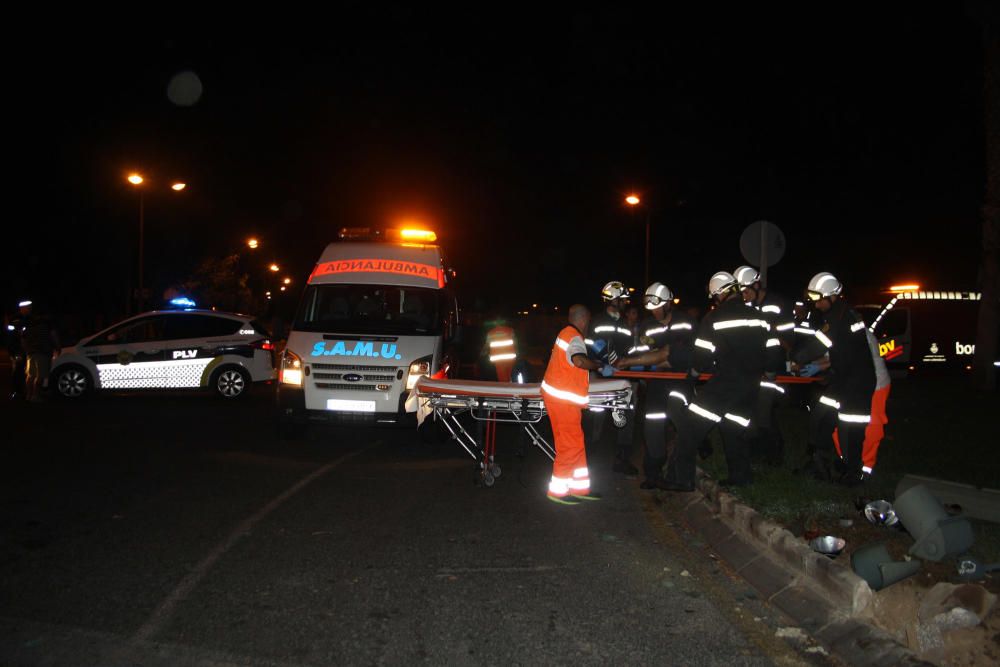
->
[541, 326, 591, 498]
[486, 325, 516, 382]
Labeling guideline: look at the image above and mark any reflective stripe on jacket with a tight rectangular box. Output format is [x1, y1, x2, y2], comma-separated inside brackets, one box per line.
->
[486, 325, 516, 363]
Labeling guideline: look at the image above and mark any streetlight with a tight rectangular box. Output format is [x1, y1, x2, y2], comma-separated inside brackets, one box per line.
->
[283, 277, 291, 285]
[127, 173, 186, 313]
[625, 193, 651, 289]
[269, 263, 280, 272]
[247, 238, 259, 250]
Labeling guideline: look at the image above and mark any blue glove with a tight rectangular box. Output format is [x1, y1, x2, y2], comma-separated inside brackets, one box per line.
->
[600, 364, 616, 378]
[798, 363, 821, 377]
[590, 339, 607, 354]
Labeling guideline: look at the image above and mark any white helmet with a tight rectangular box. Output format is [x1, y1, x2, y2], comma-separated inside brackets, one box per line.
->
[733, 265, 760, 288]
[708, 271, 739, 298]
[601, 280, 628, 302]
[807, 272, 843, 299]
[643, 282, 673, 310]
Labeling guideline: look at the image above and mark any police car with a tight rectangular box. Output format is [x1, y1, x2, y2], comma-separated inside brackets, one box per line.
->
[50, 307, 276, 399]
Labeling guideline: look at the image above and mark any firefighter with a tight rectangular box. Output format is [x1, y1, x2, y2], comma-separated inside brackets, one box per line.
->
[542, 304, 608, 505]
[734, 266, 794, 465]
[801, 272, 876, 486]
[484, 315, 517, 382]
[613, 282, 695, 489]
[662, 271, 770, 490]
[588, 280, 639, 477]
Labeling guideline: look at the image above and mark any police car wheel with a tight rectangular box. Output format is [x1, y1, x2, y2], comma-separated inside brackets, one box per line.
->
[213, 366, 249, 399]
[54, 366, 91, 399]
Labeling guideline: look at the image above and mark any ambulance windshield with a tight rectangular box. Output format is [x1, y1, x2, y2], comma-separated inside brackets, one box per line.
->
[294, 284, 443, 335]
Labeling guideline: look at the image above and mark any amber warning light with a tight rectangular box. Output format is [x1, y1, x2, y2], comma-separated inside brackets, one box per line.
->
[398, 228, 437, 242]
[889, 284, 920, 293]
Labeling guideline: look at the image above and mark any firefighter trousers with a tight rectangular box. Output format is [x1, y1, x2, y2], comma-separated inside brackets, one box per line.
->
[642, 379, 680, 482]
[809, 391, 870, 478]
[666, 407, 753, 487]
[750, 385, 784, 465]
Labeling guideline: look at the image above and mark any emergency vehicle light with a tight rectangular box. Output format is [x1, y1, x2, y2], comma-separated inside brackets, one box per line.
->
[889, 284, 920, 293]
[396, 228, 437, 242]
[169, 297, 197, 308]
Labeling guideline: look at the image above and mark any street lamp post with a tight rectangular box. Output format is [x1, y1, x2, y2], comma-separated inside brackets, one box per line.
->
[127, 173, 186, 313]
[625, 194, 651, 289]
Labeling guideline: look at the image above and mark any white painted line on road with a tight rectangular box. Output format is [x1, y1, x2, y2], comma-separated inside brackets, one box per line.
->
[133, 445, 373, 643]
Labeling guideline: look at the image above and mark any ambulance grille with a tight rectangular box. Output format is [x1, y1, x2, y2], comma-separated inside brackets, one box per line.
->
[312, 363, 395, 372]
[313, 383, 378, 391]
[312, 372, 395, 382]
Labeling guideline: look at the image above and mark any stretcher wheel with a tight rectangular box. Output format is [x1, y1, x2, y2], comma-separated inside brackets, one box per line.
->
[483, 471, 496, 487]
[490, 463, 502, 478]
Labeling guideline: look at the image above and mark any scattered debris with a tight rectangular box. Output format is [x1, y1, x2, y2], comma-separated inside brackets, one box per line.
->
[918, 583, 997, 623]
[680, 570, 691, 577]
[809, 535, 846, 557]
[775, 627, 808, 642]
[863, 500, 898, 527]
[895, 484, 974, 562]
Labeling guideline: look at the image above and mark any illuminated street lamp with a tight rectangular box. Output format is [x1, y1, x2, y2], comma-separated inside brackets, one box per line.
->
[269, 263, 280, 272]
[283, 277, 291, 285]
[247, 238, 259, 250]
[171, 182, 186, 192]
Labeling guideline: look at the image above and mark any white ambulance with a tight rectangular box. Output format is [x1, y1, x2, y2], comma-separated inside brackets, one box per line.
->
[277, 227, 460, 428]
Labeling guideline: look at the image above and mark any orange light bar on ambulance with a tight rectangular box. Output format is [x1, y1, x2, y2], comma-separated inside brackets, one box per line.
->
[889, 284, 920, 293]
[398, 228, 437, 242]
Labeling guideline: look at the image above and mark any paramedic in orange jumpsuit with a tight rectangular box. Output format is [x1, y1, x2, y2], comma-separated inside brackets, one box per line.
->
[541, 304, 607, 505]
[485, 320, 517, 382]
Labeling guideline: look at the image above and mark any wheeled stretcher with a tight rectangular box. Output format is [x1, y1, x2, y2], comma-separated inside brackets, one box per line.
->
[408, 377, 634, 486]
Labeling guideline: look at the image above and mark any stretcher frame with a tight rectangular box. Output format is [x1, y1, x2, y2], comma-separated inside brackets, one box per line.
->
[411, 377, 634, 486]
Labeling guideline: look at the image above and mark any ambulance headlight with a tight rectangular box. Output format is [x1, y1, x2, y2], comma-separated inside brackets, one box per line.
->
[280, 349, 303, 386]
[406, 355, 432, 390]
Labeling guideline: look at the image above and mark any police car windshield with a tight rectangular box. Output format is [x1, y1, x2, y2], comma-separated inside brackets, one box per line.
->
[294, 284, 442, 335]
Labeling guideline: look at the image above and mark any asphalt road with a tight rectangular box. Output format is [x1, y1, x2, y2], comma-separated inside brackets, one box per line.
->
[0, 374, 828, 666]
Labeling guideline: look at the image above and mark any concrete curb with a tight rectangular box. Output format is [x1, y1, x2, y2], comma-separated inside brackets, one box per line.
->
[666, 471, 936, 667]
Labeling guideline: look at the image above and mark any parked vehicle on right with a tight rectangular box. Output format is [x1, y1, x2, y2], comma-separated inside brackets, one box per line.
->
[857, 286, 994, 375]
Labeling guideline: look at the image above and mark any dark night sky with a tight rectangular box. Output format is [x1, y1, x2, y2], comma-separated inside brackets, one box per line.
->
[5, 7, 992, 324]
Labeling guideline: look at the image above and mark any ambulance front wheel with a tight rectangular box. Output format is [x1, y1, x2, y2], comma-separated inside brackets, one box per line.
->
[212, 365, 250, 399]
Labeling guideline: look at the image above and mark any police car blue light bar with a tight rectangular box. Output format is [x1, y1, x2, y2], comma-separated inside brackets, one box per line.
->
[169, 297, 197, 308]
